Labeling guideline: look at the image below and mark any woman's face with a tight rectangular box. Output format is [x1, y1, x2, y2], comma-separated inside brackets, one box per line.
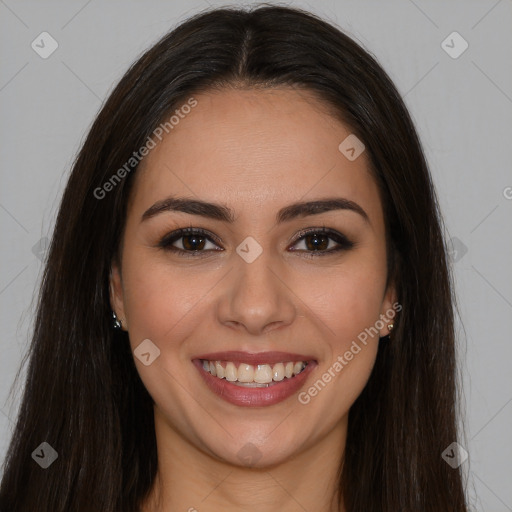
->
[111, 87, 395, 468]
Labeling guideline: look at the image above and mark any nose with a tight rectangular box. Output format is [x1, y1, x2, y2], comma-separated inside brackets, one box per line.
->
[216, 249, 297, 336]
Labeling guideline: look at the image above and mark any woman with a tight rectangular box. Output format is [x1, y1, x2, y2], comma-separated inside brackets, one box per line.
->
[0, 5, 469, 511]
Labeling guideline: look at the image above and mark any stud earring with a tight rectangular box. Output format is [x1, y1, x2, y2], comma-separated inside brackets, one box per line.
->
[112, 311, 122, 330]
[387, 323, 394, 335]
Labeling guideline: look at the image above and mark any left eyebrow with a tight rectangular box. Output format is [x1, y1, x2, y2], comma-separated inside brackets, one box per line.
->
[277, 198, 369, 224]
[141, 196, 369, 224]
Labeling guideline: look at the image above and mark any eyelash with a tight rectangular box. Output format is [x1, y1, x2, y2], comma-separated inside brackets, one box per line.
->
[157, 226, 354, 259]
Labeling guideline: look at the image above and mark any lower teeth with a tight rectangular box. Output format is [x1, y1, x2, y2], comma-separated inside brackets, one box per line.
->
[232, 381, 274, 388]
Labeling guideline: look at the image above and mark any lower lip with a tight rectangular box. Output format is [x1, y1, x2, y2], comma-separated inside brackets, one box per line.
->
[193, 359, 317, 407]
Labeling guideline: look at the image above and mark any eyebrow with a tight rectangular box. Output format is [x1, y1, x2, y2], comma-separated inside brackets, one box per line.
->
[141, 196, 369, 224]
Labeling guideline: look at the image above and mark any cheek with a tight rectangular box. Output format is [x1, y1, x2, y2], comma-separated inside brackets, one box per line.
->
[119, 252, 206, 412]
[121, 250, 208, 345]
[302, 262, 385, 399]
[309, 261, 387, 344]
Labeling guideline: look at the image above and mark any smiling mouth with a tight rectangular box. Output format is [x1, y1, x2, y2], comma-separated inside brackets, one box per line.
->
[193, 356, 318, 407]
[199, 359, 309, 387]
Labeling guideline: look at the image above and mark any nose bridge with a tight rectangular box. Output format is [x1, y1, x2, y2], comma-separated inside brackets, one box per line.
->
[217, 238, 296, 334]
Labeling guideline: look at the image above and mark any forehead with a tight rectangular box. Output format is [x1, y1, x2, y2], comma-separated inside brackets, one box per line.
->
[130, 87, 382, 226]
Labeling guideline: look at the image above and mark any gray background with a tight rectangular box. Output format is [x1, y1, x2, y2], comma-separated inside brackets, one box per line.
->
[1, 0, 511, 509]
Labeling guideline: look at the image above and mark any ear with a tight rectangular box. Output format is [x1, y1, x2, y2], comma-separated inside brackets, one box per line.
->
[378, 281, 398, 338]
[109, 261, 128, 331]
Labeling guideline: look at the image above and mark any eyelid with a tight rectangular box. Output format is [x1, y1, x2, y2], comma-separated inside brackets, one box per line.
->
[158, 227, 222, 247]
[289, 226, 350, 245]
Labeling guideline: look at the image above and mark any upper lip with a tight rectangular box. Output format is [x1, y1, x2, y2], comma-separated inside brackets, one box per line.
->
[193, 351, 317, 366]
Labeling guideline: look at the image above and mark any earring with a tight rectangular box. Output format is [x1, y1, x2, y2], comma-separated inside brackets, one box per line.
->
[112, 311, 122, 329]
[387, 323, 394, 335]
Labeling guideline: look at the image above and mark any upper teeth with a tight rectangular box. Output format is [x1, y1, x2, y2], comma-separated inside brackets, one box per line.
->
[201, 360, 307, 384]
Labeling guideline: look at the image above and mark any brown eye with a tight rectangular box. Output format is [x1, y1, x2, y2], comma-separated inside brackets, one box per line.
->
[181, 233, 207, 251]
[302, 233, 330, 251]
[290, 227, 354, 256]
[158, 228, 222, 256]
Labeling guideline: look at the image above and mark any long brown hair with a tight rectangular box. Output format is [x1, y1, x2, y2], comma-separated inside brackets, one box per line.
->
[0, 5, 468, 511]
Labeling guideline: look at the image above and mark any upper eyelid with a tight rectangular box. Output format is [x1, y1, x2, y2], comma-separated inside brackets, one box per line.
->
[291, 226, 347, 241]
[160, 227, 222, 245]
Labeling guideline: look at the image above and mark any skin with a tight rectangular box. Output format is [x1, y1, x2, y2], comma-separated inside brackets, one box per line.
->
[110, 87, 396, 512]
